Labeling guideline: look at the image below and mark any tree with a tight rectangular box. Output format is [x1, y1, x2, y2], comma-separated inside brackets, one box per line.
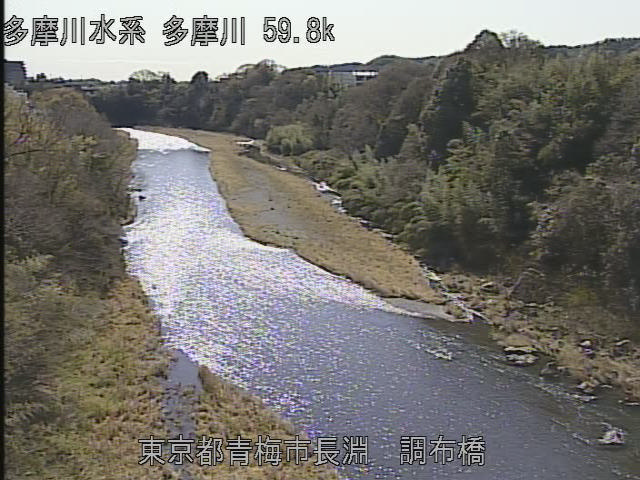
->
[500, 30, 542, 50]
[465, 29, 504, 52]
[128, 69, 163, 83]
[420, 59, 474, 164]
[266, 123, 314, 155]
[190, 70, 209, 86]
[376, 75, 433, 158]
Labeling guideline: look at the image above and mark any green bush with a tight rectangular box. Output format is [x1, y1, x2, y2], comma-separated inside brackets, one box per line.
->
[265, 123, 314, 156]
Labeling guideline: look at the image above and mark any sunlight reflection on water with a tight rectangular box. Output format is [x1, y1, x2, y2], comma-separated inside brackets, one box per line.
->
[121, 129, 639, 480]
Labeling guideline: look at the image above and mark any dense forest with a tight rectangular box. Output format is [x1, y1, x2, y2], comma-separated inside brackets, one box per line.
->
[88, 30, 640, 319]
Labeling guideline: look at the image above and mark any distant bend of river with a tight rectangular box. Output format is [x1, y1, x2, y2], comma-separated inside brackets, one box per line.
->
[121, 129, 640, 480]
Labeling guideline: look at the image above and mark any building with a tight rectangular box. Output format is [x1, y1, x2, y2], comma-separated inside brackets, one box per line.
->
[61, 81, 101, 94]
[351, 70, 378, 86]
[4, 60, 27, 89]
[328, 69, 378, 87]
[312, 64, 379, 88]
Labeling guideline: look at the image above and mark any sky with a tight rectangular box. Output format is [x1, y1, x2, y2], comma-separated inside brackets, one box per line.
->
[5, 0, 640, 81]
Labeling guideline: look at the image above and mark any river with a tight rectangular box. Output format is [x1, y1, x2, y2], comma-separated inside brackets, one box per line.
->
[121, 129, 639, 479]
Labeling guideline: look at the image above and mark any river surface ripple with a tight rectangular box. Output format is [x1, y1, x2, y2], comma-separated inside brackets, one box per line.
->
[122, 129, 639, 480]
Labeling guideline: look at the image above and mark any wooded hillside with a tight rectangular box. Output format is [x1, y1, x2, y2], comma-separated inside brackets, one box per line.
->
[89, 31, 640, 319]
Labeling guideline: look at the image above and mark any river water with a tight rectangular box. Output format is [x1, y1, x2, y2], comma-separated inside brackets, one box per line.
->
[121, 129, 639, 480]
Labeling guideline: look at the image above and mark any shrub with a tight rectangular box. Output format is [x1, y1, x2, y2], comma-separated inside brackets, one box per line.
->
[265, 123, 314, 156]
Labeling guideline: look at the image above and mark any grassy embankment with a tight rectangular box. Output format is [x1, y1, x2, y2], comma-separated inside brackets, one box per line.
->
[145, 127, 640, 403]
[4, 85, 174, 478]
[5, 270, 174, 479]
[189, 368, 340, 480]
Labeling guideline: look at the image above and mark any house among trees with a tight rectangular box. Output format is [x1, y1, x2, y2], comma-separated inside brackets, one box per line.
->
[4, 60, 27, 90]
[312, 64, 379, 87]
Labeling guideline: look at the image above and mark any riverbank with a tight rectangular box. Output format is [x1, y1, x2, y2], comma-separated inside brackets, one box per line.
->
[4, 88, 175, 479]
[144, 127, 444, 306]
[5, 272, 174, 478]
[144, 127, 639, 404]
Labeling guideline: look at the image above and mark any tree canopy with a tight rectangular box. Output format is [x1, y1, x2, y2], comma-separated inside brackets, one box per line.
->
[89, 31, 640, 315]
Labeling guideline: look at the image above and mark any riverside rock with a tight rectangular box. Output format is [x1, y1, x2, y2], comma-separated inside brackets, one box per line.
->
[612, 339, 631, 357]
[577, 379, 599, 394]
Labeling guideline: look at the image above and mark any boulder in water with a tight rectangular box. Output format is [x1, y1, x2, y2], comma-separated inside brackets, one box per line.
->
[597, 427, 625, 446]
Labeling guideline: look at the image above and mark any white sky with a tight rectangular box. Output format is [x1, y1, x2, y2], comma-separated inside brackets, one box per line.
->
[5, 0, 640, 81]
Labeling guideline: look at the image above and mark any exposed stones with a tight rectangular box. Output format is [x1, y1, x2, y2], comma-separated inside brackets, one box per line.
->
[579, 339, 596, 359]
[576, 379, 600, 394]
[506, 353, 538, 366]
[504, 345, 537, 355]
[501, 334, 539, 366]
[612, 339, 631, 358]
[572, 393, 598, 403]
[479, 281, 500, 295]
